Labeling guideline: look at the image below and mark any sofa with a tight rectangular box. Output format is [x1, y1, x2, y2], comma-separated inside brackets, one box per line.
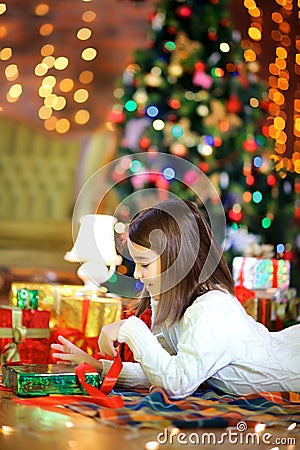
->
[0, 116, 118, 274]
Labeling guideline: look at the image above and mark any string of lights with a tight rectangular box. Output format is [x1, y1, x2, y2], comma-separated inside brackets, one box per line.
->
[0, 0, 97, 134]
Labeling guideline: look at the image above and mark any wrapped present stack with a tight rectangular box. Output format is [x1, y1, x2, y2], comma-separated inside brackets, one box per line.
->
[7, 283, 123, 363]
[232, 243, 299, 330]
[9, 282, 81, 329]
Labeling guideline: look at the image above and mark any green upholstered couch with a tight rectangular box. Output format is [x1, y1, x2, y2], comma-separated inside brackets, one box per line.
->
[0, 116, 117, 271]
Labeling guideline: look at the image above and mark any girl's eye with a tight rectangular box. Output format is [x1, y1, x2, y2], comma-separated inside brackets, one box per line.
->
[141, 264, 149, 268]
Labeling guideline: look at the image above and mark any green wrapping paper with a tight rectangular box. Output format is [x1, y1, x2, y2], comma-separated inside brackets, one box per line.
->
[16, 288, 39, 309]
[2, 363, 101, 397]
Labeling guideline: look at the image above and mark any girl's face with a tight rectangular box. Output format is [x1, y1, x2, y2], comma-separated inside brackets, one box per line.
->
[128, 239, 161, 300]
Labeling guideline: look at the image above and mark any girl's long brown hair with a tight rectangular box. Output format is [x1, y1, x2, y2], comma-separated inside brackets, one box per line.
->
[128, 198, 234, 328]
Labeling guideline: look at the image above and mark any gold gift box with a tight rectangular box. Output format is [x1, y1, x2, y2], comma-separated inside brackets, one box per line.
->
[57, 295, 122, 337]
[242, 296, 271, 329]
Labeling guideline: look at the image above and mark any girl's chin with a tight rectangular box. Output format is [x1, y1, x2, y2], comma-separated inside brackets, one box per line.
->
[145, 286, 159, 300]
[146, 288, 160, 300]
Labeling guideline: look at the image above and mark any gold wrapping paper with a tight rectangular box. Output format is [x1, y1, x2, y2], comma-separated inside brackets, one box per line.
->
[242, 297, 258, 321]
[10, 282, 59, 310]
[57, 296, 122, 337]
[241, 296, 271, 329]
[10, 283, 90, 328]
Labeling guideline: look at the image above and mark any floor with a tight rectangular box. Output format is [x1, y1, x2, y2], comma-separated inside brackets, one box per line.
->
[0, 388, 299, 450]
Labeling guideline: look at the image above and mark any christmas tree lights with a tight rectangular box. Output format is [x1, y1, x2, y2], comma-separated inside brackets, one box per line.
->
[108, 0, 299, 287]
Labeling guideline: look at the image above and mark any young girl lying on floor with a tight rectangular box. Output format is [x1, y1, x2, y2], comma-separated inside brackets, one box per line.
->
[51, 198, 300, 399]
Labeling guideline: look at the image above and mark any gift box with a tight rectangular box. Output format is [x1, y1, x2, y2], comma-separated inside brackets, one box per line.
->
[49, 295, 122, 360]
[9, 283, 83, 329]
[234, 283, 272, 328]
[2, 362, 100, 397]
[253, 288, 298, 329]
[243, 296, 272, 329]
[232, 257, 290, 290]
[268, 287, 299, 328]
[57, 295, 122, 335]
[235, 284, 298, 330]
[0, 306, 50, 364]
[2, 361, 24, 386]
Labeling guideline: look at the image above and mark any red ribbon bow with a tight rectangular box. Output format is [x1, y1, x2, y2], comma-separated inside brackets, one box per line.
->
[75, 352, 124, 408]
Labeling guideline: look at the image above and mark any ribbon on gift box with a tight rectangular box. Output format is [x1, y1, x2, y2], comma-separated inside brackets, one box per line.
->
[0, 306, 50, 364]
[6, 353, 124, 408]
[237, 256, 279, 289]
[234, 258, 256, 303]
[50, 298, 99, 357]
[271, 259, 278, 288]
[234, 284, 255, 304]
[75, 352, 124, 408]
[234, 259, 268, 325]
[260, 298, 268, 326]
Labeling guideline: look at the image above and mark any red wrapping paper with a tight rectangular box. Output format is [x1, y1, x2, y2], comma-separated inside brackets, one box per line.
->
[0, 307, 50, 364]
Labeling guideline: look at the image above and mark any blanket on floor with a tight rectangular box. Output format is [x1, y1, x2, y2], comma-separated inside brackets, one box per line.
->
[11, 386, 300, 429]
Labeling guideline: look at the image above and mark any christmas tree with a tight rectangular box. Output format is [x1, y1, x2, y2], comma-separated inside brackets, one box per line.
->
[107, 0, 298, 285]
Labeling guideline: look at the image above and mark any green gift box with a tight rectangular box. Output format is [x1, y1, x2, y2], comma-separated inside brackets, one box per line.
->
[2, 363, 101, 397]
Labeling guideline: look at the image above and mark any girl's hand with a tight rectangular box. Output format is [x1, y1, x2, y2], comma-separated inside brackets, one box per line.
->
[98, 320, 126, 357]
[51, 335, 103, 373]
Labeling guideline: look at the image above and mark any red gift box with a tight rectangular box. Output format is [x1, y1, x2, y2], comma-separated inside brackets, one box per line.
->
[0, 306, 50, 364]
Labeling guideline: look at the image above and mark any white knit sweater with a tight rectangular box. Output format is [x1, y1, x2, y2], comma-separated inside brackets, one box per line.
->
[101, 290, 300, 399]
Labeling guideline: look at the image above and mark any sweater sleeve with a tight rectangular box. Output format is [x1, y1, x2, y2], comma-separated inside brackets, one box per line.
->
[117, 297, 233, 399]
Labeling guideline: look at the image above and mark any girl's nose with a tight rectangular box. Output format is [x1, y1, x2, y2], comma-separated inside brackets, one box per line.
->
[134, 266, 142, 279]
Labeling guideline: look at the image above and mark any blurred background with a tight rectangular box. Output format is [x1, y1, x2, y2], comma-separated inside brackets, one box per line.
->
[0, 0, 299, 306]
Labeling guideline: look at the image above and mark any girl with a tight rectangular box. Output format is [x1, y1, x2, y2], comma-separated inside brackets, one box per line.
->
[51, 198, 300, 398]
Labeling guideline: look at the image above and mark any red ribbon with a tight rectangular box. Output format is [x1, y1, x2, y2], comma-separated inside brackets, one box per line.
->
[238, 257, 245, 285]
[235, 257, 256, 304]
[234, 284, 255, 304]
[75, 352, 124, 408]
[260, 298, 267, 325]
[271, 259, 279, 288]
[238, 256, 279, 289]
